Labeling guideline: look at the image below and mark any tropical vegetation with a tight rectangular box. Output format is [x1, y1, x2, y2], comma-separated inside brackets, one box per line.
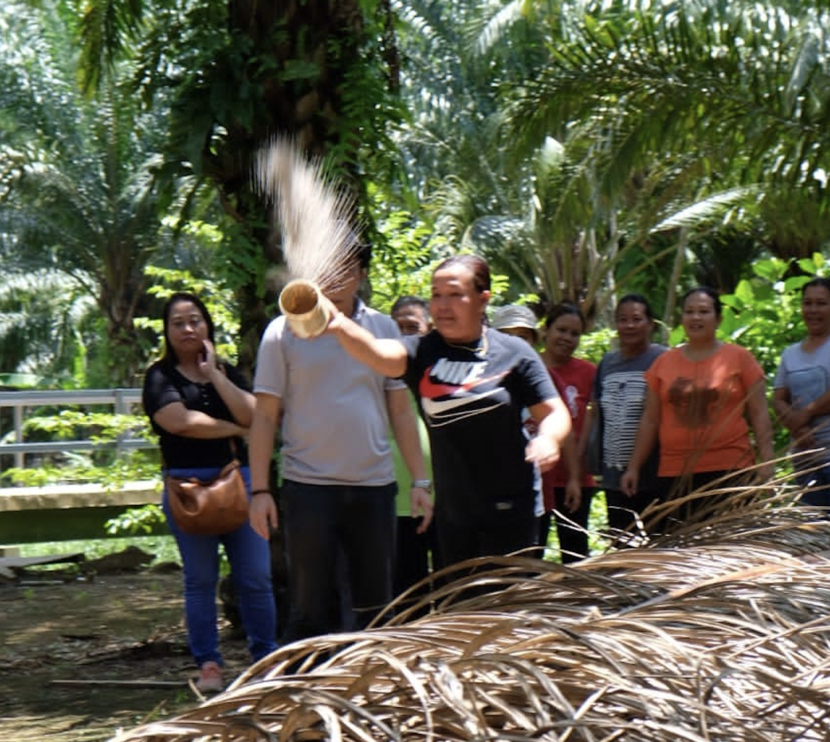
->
[2, 0, 830, 491]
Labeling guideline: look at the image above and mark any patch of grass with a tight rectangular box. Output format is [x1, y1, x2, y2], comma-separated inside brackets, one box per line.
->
[20, 535, 181, 564]
[543, 489, 611, 562]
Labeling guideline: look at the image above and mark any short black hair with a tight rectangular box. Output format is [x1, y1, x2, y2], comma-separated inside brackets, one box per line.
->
[434, 254, 491, 293]
[616, 293, 656, 321]
[681, 286, 722, 318]
[544, 302, 585, 331]
[355, 240, 372, 269]
[802, 277, 830, 295]
[391, 295, 430, 319]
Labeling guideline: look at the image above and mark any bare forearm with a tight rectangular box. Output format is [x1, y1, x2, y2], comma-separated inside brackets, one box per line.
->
[536, 398, 572, 448]
[561, 431, 580, 483]
[747, 390, 775, 462]
[155, 407, 246, 439]
[788, 392, 830, 421]
[627, 417, 657, 473]
[329, 311, 408, 378]
[210, 372, 256, 426]
[773, 384, 830, 435]
[771, 388, 791, 421]
[577, 405, 596, 461]
[249, 405, 279, 493]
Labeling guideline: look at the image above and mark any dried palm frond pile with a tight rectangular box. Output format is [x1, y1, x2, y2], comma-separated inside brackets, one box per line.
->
[110, 490, 830, 742]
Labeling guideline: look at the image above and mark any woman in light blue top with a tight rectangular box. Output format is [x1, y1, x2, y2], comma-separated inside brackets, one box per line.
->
[773, 277, 830, 508]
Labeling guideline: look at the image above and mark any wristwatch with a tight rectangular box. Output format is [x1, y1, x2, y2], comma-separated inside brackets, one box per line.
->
[411, 478, 432, 492]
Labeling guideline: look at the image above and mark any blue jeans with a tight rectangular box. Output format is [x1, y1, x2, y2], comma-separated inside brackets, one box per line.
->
[163, 465, 277, 667]
[280, 480, 396, 643]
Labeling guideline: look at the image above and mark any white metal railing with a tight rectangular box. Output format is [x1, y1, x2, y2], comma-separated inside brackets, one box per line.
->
[0, 388, 153, 472]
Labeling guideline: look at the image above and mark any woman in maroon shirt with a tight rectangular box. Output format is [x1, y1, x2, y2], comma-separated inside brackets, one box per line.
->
[541, 303, 597, 563]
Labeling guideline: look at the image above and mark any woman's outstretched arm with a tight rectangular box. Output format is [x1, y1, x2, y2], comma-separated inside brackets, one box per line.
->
[324, 299, 409, 377]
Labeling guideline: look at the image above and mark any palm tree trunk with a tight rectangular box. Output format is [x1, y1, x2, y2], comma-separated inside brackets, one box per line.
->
[662, 227, 689, 343]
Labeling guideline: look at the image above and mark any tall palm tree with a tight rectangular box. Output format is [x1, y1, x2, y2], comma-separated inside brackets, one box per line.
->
[0, 1, 171, 384]
[390, 0, 672, 319]
[0, 270, 97, 386]
[502, 1, 830, 276]
[393, 1, 830, 323]
[76, 0, 407, 369]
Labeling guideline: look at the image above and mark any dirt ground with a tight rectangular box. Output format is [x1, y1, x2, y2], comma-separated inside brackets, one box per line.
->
[0, 556, 252, 742]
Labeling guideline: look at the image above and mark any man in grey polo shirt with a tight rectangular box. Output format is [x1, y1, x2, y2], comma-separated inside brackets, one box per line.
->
[248, 244, 431, 643]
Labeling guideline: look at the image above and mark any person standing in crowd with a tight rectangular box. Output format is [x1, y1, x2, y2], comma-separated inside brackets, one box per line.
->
[391, 295, 431, 338]
[317, 254, 572, 568]
[490, 304, 541, 347]
[621, 287, 774, 525]
[541, 303, 595, 563]
[583, 294, 666, 545]
[248, 244, 431, 642]
[490, 304, 548, 545]
[773, 277, 830, 509]
[142, 292, 277, 694]
[389, 295, 440, 600]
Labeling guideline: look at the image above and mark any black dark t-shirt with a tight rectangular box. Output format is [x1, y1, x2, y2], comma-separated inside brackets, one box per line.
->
[142, 361, 250, 468]
[402, 328, 558, 527]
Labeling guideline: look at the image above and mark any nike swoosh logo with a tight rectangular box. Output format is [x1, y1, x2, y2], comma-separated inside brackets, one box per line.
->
[419, 368, 508, 399]
[418, 366, 510, 427]
[422, 387, 504, 415]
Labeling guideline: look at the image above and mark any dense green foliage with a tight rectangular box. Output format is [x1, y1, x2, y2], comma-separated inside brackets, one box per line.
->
[3, 0, 830, 384]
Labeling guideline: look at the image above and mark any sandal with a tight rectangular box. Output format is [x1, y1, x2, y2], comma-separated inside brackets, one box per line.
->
[196, 661, 224, 693]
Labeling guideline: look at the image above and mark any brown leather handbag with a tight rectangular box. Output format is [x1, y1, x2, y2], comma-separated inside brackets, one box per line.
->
[165, 443, 249, 535]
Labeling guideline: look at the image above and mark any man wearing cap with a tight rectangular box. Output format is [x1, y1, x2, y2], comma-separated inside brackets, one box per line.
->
[490, 304, 548, 547]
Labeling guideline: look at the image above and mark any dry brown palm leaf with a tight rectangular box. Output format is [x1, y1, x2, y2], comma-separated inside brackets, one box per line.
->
[110, 488, 830, 742]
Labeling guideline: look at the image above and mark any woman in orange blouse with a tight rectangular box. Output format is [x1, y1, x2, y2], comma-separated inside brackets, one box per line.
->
[621, 287, 773, 527]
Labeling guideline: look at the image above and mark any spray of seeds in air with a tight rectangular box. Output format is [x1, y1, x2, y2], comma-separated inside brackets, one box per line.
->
[254, 139, 360, 337]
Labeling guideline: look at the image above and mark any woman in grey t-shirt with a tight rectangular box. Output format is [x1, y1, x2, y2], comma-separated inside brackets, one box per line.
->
[584, 294, 665, 544]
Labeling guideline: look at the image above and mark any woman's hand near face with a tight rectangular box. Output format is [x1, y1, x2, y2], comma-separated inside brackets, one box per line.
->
[197, 340, 255, 427]
[198, 340, 224, 380]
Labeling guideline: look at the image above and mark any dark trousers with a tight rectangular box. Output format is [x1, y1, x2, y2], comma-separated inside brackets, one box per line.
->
[393, 515, 443, 618]
[164, 465, 277, 665]
[796, 463, 830, 509]
[394, 515, 442, 596]
[280, 479, 396, 643]
[653, 470, 738, 534]
[438, 515, 537, 569]
[540, 487, 596, 564]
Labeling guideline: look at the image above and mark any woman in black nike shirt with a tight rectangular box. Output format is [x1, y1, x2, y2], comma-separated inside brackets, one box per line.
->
[322, 255, 572, 567]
